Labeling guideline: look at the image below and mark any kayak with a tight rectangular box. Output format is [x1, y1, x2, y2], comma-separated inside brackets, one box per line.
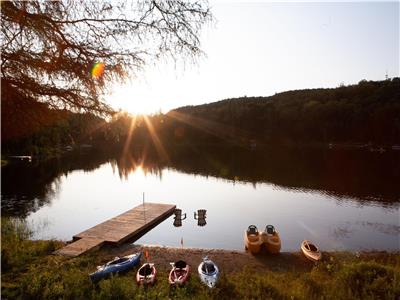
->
[198, 257, 219, 288]
[261, 225, 281, 254]
[89, 252, 142, 283]
[136, 263, 157, 285]
[168, 260, 190, 286]
[244, 225, 263, 254]
[301, 240, 322, 262]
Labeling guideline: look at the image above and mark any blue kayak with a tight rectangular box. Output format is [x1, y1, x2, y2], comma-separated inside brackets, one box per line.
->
[90, 252, 142, 282]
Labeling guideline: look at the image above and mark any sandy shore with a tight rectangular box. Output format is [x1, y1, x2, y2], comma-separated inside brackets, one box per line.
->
[91, 243, 397, 274]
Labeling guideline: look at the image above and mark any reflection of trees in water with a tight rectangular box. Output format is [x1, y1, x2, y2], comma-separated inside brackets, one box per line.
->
[1, 151, 110, 217]
[2, 161, 62, 217]
[331, 221, 400, 240]
[2, 146, 399, 217]
[109, 149, 164, 180]
[110, 144, 400, 206]
[159, 145, 400, 206]
[357, 221, 400, 235]
[1, 149, 166, 217]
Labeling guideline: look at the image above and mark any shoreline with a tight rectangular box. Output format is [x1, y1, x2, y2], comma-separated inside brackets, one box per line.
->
[2, 231, 399, 299]
[85, 242, 399, 274]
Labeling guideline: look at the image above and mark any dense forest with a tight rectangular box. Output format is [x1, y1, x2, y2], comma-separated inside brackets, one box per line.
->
[164, 78, 400, 147]
[2, 78, 400, 157]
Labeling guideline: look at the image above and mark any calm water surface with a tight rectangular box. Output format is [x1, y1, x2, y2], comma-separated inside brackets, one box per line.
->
[2, 147, 399, 251]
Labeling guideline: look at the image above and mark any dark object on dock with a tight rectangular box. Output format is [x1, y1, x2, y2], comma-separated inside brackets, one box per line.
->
[173, 218, 183, 227]
[174, 208, 187, 220]
[194, 209, 207, 227]
[197, 218, 207, 227]
[194, 209, 206, 219]
[89, 252, 142, 283]
[55, 203, 176, 257]
[173, 208, 187, 227]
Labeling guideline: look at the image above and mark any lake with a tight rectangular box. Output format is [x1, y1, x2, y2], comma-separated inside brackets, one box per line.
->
[2, 146, 399, 251]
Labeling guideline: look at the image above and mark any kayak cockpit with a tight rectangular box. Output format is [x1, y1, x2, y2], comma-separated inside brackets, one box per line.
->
[246, 225, 259, 236]
[139, 264, 153, 276]
[201, 262, 216, 275]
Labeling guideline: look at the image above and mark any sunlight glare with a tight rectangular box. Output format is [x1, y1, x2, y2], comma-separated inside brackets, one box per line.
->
[143, 115, 170, 162]
[122, 115, 137, 160]
[108, 84, 164, 115]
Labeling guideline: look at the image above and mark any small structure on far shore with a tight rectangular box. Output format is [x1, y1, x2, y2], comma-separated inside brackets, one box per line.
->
[9, 155, 32, 162]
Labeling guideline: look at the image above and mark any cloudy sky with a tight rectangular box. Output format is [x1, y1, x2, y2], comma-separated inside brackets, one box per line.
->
[107, 1, 399, 114]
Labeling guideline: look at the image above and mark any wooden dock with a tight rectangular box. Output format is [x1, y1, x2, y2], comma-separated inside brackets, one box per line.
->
[55, 202, 175, 257]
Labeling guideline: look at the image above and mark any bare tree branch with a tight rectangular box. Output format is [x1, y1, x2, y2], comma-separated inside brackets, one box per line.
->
[1, 0, 212, 115]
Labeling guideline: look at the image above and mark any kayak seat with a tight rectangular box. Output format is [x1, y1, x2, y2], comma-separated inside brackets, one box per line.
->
[247, 225, 258, 235]
[202, 262, 215, 274]
[175, 260, 187, 269]
[139, 265, 153, 276]
[309, 244, 318, 252]
[108, 257, 127, 265]
[266, 225, 275, 235]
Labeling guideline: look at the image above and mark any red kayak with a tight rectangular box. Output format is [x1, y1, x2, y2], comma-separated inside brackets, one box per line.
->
[168, 260, 190, 286]
[136, 263, 157, 285]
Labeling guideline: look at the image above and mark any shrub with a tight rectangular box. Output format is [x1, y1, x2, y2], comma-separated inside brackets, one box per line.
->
[338, 261, 397, 299]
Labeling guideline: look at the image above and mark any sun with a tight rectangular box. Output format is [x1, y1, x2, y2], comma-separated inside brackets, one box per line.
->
[107, 84, 164, 115]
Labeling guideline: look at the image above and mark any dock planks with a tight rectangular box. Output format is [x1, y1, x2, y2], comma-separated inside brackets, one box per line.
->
[55, 203, 175, 257]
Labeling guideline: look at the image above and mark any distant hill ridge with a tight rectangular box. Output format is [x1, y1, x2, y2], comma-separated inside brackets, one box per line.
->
[167, 78, 400, 145]
[2, 78, 399, 156]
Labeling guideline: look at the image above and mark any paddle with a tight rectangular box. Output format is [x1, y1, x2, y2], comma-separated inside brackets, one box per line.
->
[144, 250, 149, 282]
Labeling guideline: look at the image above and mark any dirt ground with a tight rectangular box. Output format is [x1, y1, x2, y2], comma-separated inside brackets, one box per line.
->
[67, 240, 399, 276]
[95, 243, 326, 274]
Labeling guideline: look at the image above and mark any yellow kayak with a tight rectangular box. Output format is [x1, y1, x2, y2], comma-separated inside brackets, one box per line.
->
[244, 225, 263, 254]
[301, 240, 322, 262]
[261, 225, 281, 254]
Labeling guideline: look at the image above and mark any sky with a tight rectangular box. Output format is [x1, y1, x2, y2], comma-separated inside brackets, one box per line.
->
[106, 1, 399, 115]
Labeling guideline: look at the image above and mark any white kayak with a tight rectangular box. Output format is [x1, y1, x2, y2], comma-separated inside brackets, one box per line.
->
[301, 240, 322, 262]
[198, 257, 219, 288]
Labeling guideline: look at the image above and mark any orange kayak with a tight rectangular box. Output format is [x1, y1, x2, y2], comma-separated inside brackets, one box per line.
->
[244, 225, 263, 254]
[261, 225, 281, 254]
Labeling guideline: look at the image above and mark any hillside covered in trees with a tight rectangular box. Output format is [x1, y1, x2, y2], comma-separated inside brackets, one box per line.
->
[164, 78, 400, 147]
[2, 78, 399, 157]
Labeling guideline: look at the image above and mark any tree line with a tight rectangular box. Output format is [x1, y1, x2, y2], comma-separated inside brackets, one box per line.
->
[164, 78, 400, 147]
[2, 78, 399, 157]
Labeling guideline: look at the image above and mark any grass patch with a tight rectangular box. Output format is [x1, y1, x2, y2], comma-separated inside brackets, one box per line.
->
[2, 217, 400, 299]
